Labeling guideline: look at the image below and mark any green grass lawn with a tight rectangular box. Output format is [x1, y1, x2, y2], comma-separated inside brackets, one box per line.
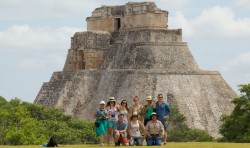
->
[0, 142, 249, 148]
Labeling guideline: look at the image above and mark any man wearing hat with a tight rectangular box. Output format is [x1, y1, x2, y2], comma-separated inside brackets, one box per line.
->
[145, 112, 164, 146]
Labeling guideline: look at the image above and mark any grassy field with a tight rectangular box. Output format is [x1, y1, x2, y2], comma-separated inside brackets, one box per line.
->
[0, 142, 249, 148]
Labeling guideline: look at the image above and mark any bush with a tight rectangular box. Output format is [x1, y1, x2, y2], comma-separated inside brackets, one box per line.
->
[167, 106, 213, 142]
[219, 84, 250, 143]
[0, 97, 98, 145]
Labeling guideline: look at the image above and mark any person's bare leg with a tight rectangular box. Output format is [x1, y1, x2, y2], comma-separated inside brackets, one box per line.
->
[99, 135, 104, 146]
[163, 132, 167, 144]
[114, 132, 120, 142]
[114, 132, 120, 146]
[107, 128, 112, 145]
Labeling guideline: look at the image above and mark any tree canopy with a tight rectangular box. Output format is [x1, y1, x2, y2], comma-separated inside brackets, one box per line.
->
[0, 96, 98, 145]
[219, 84, 250, 142]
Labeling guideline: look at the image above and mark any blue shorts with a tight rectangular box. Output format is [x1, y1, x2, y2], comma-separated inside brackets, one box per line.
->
[107, 120, 115, 128]
[160, 120, 169, 131]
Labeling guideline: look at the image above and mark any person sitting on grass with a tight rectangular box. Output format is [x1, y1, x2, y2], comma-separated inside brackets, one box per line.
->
[42, 135, 58, 147]
[145, 112, 164, 146]
[114, 113, 129, 146]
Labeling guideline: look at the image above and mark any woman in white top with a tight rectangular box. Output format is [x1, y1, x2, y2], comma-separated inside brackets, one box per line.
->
[118, 99, 129, 122]
[127, 112, 145, 146]
[106, 97, 119, 145]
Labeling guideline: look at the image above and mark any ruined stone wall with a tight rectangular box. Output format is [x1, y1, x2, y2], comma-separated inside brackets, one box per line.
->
[35, 71, 74, 107]
[100, 43, 199, 71]
[110, 29, 182, 44]
[121, 13, 167, 30]
[63, 31, 110, 71]
[87, 2, 168, 32]
[87, 18, 116, 32]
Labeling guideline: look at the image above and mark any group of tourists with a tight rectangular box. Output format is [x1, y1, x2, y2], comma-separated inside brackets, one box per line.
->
[93, 94, 171, 146]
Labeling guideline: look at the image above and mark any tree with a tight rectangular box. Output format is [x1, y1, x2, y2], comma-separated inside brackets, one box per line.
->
[0, 97, 98, 145]
[167, 106, 213, 142]
[220, 84, 250, 142]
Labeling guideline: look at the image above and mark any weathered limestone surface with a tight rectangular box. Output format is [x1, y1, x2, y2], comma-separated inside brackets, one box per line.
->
[87, 2, 168, 32]
[35, 2, 237, 138]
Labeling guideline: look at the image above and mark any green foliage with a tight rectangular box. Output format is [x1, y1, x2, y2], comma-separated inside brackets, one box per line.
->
[0, 96, 214, 145]
[0, 96, 97, 145]
[219, 84, 250, 143]
[167, 106, 213, 142]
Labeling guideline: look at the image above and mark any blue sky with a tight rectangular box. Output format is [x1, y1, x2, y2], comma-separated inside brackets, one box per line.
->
[0, 0, 250, 102]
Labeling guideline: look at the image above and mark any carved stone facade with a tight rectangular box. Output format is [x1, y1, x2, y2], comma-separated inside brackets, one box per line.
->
[63, 31, 110, 71]
[35, 2, 237, 138]
[87, 2, 168, 32]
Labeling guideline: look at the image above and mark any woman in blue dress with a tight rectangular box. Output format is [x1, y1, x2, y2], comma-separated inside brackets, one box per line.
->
[93, 100, 109, 146]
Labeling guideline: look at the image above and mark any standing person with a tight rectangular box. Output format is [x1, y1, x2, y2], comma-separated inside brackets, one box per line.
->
[118, 99, 129, 122]
[129, 96, 143, 122]
[93, 101, 109, 146]
[114, 114, 129, 146]
[127, 112, 145, 146]
[142, 96, 156, 126]
[145, 112, 164, 146]
[106, 97, 119, 145]
[154, 94, 171, 145]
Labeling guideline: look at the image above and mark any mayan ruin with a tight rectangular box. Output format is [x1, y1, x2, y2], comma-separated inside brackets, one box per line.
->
[35, 2, 237, 137]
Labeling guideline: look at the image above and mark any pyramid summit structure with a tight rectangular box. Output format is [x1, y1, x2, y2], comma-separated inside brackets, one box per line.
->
[35, 2, 237, 137]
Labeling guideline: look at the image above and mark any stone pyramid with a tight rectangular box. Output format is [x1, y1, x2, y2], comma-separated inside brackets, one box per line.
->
[35, 2, 237, 137]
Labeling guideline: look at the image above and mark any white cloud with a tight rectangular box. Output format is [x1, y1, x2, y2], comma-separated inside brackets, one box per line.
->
[169, 11, 193, 36]
[157, 0, 188, 8]
[169, 6, 250, 39]
[0, 0, 190, 20]
[15, 54, 65, 71]
[222, 52, 250, 72]
[0, 0, 97, 19]
[234, 0, 250, 11]
[0, 25, 81, 51]
[0, 25, 81, 72]
[220, 52, 250, 92]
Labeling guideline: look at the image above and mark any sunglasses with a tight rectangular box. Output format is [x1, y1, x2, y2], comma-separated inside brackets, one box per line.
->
[122, 102, 127, 104]
[134, 100, 138, 102]
[158, 97, 163, 98]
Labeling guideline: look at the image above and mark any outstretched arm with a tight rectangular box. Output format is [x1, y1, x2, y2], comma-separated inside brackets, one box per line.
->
[138, 120, 146, 135]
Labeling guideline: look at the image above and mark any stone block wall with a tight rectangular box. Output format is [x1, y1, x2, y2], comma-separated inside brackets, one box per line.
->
[63, 31, 110, 71]
[87, 2, 168, 32]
